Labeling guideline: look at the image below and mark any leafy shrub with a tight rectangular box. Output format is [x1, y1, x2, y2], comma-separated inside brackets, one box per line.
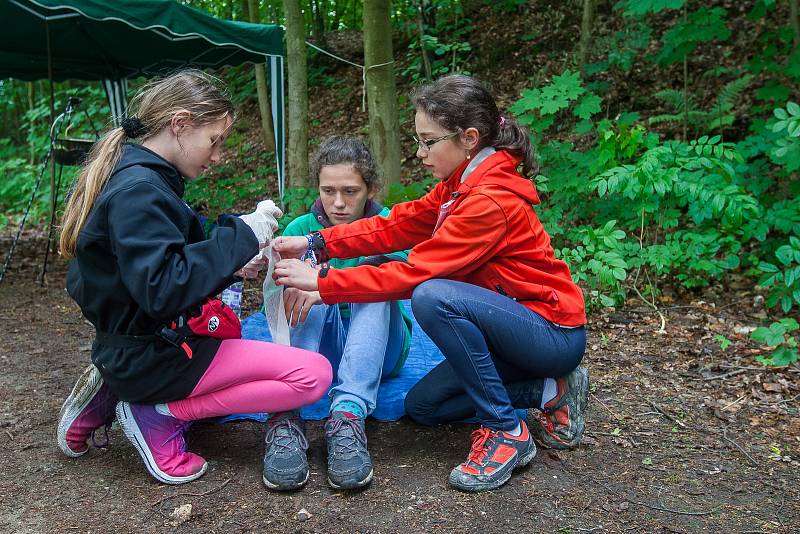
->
[277, 187, 318, 232]
[383, 178, 437, 208]
[770, 102, 800, 172]
[758, 236, 800, 313]
[751, 318, 799, 366]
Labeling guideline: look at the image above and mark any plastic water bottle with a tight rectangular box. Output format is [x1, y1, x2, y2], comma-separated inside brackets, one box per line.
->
[220, 280, 243, 318]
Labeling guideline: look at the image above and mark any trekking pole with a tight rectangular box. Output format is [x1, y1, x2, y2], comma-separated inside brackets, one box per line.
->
[0, 150, 52, 284]
[1, 95, 76, 285]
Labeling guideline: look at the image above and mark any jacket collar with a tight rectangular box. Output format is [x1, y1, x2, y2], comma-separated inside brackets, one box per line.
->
[115, 143, 185, 198]
[445, 149, 522, 189]
[460, 147, 497, 183]
[310, 198, 384, 228]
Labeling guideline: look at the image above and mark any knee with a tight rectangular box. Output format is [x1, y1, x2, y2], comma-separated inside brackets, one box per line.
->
[410, 279, 449, 325]
[303, 353, 333, 402]
[403, 385, 438, 426]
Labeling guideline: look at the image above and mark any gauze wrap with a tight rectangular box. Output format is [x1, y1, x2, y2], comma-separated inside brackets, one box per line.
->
[238, 200, 290, 344]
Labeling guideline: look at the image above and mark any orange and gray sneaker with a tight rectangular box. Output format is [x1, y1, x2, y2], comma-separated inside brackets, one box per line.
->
[532, 366, 589, 449]
[448, 419, 537, 492]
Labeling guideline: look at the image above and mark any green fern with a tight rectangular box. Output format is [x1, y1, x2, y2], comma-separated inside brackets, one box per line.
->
[649, 89, 706, 128]
[648, 76, 753, 133]
[708, 74, 754, 129]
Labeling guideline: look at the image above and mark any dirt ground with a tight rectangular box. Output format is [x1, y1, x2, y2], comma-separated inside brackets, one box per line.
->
[0, 232, 798, 534]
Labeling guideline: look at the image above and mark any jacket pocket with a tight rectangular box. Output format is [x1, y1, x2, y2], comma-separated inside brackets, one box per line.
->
[489, 276, 515, 301]
[529, 283, 559, 304]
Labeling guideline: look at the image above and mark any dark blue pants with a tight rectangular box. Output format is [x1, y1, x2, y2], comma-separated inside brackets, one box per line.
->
[405, 279, 586, 431]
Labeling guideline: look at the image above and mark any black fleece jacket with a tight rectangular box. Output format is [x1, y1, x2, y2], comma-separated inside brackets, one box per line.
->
[66, 144, 259, 403]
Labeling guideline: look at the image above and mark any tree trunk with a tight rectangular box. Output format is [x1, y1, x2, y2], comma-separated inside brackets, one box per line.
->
[331, 0, 344, 30]
[415, 0, 432, 80]
[791, 0, 799, 49]
[248, 0, 276, 152]
[421, 0, 436, 28]
[311, 0, 327, 46]
[10, 82, 24, 145]
[285, 0, 310, 188]
[363, 0, 401, 193]
[682, 2, 689, 141]
[266, 2, 278, 22]
[578, 0, 596, 73]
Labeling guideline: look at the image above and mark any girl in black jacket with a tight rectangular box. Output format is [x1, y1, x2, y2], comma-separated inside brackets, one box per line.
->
[56, 70, 332, 486]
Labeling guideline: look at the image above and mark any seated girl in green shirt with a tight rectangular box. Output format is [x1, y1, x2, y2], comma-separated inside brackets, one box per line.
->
[262, 136, 411, 492]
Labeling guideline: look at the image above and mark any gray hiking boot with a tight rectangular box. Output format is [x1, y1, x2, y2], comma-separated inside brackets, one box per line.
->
[324, 411, 373, 489]
[530, 366, 589, 449]
[262, 414, 309, 491]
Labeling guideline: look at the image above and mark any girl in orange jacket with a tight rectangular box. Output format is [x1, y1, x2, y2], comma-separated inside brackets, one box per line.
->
[273, 74, 588, 492]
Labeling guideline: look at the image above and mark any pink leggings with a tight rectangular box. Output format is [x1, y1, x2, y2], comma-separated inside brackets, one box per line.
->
[166, 339, 332, 422]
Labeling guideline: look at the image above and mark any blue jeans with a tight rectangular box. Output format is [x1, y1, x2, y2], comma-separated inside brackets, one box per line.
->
[290, 300, 405, 416]
[405, 279, 586, 431]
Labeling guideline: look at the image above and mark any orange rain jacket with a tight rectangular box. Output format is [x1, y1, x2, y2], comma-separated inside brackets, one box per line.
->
[317, 149, 586, 327]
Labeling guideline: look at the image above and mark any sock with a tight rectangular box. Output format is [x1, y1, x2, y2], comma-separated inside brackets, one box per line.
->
[267, 409, 300, 423]
[540, 378, 558, 409]
[505, 421, 522, 437]
[155, 403, 173, 417]
[331, 400, 365, 419]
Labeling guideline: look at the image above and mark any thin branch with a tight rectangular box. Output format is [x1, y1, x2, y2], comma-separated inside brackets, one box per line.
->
[774, 393, 800, 406]
[692, 368, 748, 381]
[628, 499, 719, 516]
[627, 284, 666, 333]
[647, 399, 686, 428]
[719, 394, 748, 412]
[718, 364, 768, 371]
[590, 393, 624, 421]
[721, 427, 758, 466]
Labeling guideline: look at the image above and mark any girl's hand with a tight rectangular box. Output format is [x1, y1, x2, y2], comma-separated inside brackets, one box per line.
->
[235, 254, 267, 279]
[273, 258, 320, 291]
[283, 287, 322, 326]
[272, 235, 309, 258]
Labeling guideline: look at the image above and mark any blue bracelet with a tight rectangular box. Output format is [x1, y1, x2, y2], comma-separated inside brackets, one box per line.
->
[304, 234, 318, 268]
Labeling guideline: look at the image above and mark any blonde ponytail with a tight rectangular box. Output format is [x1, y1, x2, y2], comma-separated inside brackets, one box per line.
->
[59, 128, 126, 258]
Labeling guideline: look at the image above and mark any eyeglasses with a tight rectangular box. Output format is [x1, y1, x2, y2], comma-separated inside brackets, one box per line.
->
[412, 132, 458, 153]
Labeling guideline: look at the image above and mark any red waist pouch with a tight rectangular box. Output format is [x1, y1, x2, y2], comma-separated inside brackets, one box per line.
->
[161, 299, 242, 359]
[172, 298, 242, 340]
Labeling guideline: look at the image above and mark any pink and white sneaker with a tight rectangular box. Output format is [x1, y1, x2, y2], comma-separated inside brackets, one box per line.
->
[115, 402, 207, 484]
[57, 364, 117, 457]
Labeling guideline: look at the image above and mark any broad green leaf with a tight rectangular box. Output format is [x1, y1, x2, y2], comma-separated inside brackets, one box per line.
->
[573, 94, 602, 120]
[776, 245, 795, 266]
[778, 318, 800, 331]
[774, 107, 789, 120]
[769, 346, 799, 366]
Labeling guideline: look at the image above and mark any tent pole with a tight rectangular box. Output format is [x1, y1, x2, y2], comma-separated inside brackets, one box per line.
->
[43, 20, 56, 285]
[270, 55, 285, 208]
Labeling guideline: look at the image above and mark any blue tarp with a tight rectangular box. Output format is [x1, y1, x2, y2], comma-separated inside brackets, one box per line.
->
[227, 301, 444, 421]
[220, 300, 526, 423]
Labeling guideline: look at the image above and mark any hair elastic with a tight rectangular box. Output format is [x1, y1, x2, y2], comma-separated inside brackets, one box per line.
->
[121, 117, 148, 138]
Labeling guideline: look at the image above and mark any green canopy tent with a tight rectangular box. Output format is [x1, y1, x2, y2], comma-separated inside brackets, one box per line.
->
[0, 0, 286, 196]
[0, 0, 286, 283]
